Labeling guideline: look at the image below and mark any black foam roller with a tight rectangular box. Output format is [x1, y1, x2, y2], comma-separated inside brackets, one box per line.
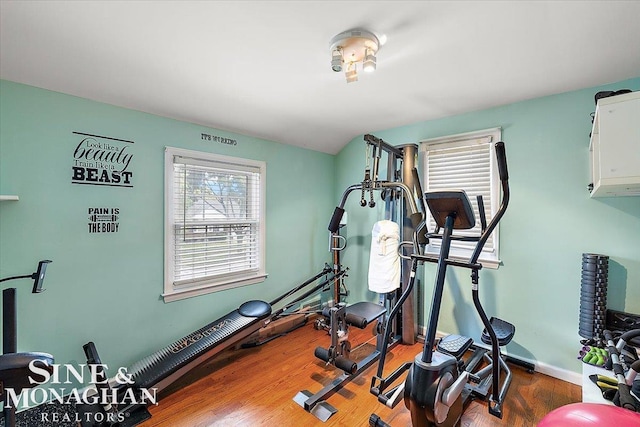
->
[345, 312, 368, 329]
[335, 356, 357, 374]
[579, 253, 610, 342]
[314, 346, 330, 362]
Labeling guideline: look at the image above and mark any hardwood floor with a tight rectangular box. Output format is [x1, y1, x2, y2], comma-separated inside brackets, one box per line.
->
[140, 321, 580, 426]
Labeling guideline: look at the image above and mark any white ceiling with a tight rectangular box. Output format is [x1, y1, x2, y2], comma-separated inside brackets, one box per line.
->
[1, 1, 639, 155]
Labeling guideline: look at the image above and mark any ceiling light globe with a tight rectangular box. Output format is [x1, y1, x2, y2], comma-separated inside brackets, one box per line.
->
[363, 54, 376, 73]
[331, 48, 343, 72]
[345, 69, 358, 83]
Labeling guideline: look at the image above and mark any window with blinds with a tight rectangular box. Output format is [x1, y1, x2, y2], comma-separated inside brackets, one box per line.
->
[164, 147, 266, 302]
[419, 128, 502, 268]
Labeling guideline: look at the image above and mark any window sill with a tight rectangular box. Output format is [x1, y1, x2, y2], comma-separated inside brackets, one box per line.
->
[476, 258, 500, 270]
[163, 273, 268, 303]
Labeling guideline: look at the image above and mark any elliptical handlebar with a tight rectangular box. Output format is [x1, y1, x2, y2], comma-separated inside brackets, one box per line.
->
[470, 141, 509, 264]
[412, 142, 510, 266]
[495, 141, 509, 181]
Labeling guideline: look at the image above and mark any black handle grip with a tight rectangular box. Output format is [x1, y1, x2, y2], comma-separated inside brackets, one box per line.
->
[370, 414, 391, 427]
[328, 207, 345, 233]
[619, 329, 640, 344]
[83, 341, 102, 365]
[83, 342, 117, 412]
[83, 342, 109, 384]
[495, 141, 508, 181]
[412, 168, 427, 216]
[477, 195, 487, 231]
[335, 356, 357, 374]
[604, 329, 614, 342]
[409, 212, 423, 229]
[617, 384, 639, 411]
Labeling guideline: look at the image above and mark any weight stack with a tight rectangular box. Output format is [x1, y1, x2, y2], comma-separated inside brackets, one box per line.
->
[579, 253, 609, 343]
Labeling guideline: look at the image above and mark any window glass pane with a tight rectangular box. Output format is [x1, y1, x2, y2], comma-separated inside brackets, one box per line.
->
[173, 223, 259, 284]
[173, 163, 259, 224]
[173, 160, 260, 284]
[164, 147, 266, 299]
[420, 128, 500, 263]
[425, 143, 492, 251]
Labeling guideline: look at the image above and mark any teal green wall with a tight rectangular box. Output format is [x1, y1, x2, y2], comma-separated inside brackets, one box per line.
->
[335, 77, 640, 374]
[2, 76, 639, 383]
[0, 80, 335, 377]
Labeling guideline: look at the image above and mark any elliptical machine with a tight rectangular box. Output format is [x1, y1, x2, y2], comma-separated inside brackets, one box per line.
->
[370, 141, 521, 427]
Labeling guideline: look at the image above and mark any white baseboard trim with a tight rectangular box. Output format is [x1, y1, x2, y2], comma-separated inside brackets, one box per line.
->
[429, 329, 582, 386]
[533, 360, 582, 386]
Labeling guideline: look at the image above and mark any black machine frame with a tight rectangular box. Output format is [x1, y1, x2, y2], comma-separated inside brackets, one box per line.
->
[294, 134, 425, 421]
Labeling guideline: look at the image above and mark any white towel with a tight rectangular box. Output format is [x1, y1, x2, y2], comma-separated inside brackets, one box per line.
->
[368, 220, 401, 293]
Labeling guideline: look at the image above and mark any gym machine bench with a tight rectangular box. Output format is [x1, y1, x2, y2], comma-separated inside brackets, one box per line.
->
[77, 266, 344, 426]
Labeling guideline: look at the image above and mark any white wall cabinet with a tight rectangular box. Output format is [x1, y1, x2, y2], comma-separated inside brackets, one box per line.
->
[589, 91, 640, 197]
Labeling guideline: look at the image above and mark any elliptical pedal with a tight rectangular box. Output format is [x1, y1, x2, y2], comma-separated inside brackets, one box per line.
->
[437, 334, 474, 360]
[481, 317, 515, 347]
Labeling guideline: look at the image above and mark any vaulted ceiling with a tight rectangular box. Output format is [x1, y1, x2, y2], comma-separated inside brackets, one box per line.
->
[2, 1, 639, 154]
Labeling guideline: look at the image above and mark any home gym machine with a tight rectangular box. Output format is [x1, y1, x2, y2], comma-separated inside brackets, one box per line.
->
[76, 265, 345, 426]
[370, 141, 530, 427]
[294, 134, 426, 422]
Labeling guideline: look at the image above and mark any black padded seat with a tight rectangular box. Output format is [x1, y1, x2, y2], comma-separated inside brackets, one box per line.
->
[345, 302, 387, 329]
[0, 352, 54, 397]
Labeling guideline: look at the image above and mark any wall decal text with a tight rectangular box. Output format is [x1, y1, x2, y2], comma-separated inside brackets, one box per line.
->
[201, 133, 237, 146]
[88, 207, 120, 233]
[71, 132, 134, 188]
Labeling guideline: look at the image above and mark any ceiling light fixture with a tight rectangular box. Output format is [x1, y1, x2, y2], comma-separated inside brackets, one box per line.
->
[330, 29, 380, 83]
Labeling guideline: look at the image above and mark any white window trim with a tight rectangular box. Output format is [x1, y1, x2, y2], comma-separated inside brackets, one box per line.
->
[419, 127, 502, 269]
[163, 147, 267, 302]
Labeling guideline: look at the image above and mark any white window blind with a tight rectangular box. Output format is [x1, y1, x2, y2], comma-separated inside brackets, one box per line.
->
[164, 147, 266, 302]
[420, 128, 501, 268]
